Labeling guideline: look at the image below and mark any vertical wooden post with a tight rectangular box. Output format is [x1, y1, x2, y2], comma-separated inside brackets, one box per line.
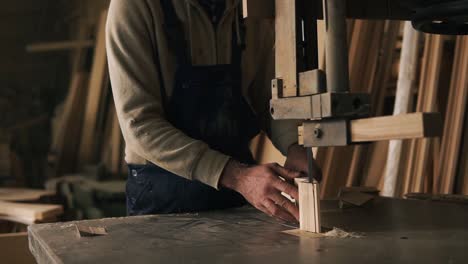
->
[275, 0, 301, 97]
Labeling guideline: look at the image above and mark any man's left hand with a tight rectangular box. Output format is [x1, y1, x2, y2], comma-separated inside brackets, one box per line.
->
[284, 144, 322, 182]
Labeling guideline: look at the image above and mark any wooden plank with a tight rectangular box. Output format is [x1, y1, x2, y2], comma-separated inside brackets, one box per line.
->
[0, 188, 55, 202]
[275, 0, 299, 97]
[0, 233, 35, 264]
[54, 72, 90, 176]
[403, 35, 444, 194]
[350, 113, 442, 143]
[78, 10, 109, 167]
[26, 40, 94, 53]
[242, 0, 274, 18]
[0, 201, 63, 224]
[382, 22, 421, 197]
[439, 37, 468, 194]
[296, 178, 321, 233]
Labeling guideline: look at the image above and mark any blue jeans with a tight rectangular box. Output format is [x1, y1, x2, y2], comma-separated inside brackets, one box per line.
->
[126, 164, 246, 215]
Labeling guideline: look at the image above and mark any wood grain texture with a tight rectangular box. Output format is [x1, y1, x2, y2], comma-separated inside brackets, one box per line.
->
[275, 0, 298, 97]
[382, 23, 421, 197]
[296, 178, 321, 233]
[54, 72, 89, 176]
[400, 35, 445, 195]
[439, 37, 468, 194]
[0, 188, 55, 202]
[0, 201, 63, 224]
[350, 113, 442, 143]
[78, 10, 109, 167]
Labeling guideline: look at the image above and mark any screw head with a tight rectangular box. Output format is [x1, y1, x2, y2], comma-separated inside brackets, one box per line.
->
[314, 127, 323, 138]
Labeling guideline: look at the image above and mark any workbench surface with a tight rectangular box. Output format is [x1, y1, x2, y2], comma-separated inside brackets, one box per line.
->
[29, 198, 468, 264]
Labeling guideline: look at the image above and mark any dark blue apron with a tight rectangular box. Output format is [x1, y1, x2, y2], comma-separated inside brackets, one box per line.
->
[126, 0, 259, 215]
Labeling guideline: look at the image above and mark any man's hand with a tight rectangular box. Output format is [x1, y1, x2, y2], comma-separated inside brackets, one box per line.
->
[219, 161, 301, 223]
[285, 144, 322, 182]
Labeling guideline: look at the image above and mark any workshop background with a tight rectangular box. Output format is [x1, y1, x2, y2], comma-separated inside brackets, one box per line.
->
[0, 1, 467, 263]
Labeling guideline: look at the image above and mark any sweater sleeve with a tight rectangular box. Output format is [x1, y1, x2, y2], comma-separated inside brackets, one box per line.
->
[106, 0, 230, 189]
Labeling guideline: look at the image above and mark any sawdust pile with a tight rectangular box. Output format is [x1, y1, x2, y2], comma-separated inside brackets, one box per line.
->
[323, 228, 363, 238]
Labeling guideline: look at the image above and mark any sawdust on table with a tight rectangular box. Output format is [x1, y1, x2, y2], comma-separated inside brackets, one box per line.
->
[323, 227, 363, 238]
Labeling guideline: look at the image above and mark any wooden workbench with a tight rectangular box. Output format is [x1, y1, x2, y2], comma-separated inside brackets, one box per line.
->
[29, 198, 468, 264]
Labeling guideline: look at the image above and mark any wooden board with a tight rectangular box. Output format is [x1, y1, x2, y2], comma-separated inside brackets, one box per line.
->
[0, 201, 63, 224]
[78, 10, 109, 167]
[0, 233, 35, 264]
[350, 113, 442, 143]
[0, 188, 55, 202]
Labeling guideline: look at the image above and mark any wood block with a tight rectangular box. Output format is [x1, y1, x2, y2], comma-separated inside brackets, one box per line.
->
[299, 69, 327, 96]
[295, 178, 321, 233]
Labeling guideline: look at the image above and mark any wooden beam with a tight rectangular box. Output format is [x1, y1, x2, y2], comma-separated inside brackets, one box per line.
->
[53, 72, 89, 176]
[350, 113, 442, 143]
[26, 40, 94, 53]
[347, 21, 401, 188]
[78, 11, 109, 167]
[275, 0, 300, 97]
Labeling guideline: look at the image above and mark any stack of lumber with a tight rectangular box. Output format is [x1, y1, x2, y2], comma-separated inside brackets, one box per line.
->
[0, 188, 62, 225]
[316, 21, 468, 198]
[48, 9, 125, 179]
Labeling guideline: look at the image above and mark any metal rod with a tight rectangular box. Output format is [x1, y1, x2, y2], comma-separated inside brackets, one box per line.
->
[323, 0, 350, 93]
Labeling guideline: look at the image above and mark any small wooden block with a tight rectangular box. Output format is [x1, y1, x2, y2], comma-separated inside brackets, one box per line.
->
[295, 179, 321, 233]
[75, 225, 108, 237]
[299, 70, 327, 96]
[283, 229, 324, 239]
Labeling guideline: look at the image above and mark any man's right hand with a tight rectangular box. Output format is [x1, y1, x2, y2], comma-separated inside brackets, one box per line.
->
[219, 160, 303, 223]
